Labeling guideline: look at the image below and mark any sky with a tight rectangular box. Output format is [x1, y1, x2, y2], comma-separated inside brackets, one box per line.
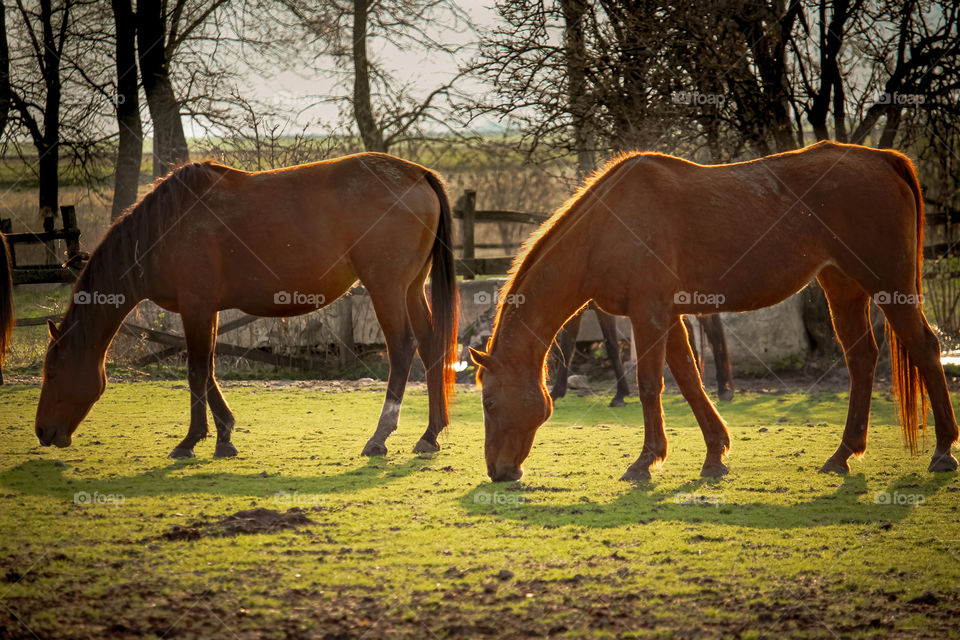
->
[225, 2, 504, 137]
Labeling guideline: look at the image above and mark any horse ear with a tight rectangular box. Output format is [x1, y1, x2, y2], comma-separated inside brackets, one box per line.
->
[468, 347, 496, 370]
[47, 319, 62, 341]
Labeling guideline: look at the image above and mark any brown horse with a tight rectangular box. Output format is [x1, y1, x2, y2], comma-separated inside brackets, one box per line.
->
[0, 232, 14, 383]
[470, 141, 958, 482]
[550, 307, 734, 406]
[35, 153, 459, 458]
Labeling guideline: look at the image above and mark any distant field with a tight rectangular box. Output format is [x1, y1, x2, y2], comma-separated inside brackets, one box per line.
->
[1, 381, 958, 638]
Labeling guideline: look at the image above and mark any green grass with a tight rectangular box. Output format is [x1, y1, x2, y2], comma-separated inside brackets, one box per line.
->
[1, 381, 958, 638]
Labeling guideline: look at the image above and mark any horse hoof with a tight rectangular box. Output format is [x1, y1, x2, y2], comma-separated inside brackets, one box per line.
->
[214, 442, 238, 458]
[718, 389, 735, 402]
[819, 458, 849, 474]
[928, 452, 959, 473]
[169, 447, 195, 459]
[620, 467, 651, 483]
[361, 441, 388, 457]
[700, 462, 729, 478]
[609, 397, 626, 408]
[412, 438, 440, 454]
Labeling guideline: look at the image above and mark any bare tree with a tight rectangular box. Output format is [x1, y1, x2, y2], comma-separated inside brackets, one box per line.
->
[111, 0, 141, 219]
[8, 0, 72, 222]
[0, 3, 10, 138]
[283, 0, 468, 153]
[135, 0, 233, 177]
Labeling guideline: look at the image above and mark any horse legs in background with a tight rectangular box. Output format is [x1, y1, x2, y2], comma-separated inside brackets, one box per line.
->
[700, 314, 735, 401]
[549, 310, 582, 401]
[597, 309, 630, 407]
[550, 307, 629, 407]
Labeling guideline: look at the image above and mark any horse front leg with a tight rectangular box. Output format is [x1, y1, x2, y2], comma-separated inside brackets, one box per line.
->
[665, 319, 730, 477]
[169, 309, 218, 459]
[621, 315, 670, 482]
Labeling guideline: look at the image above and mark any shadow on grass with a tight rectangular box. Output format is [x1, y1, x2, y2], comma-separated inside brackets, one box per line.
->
[460, 471, 955, 529]
[0, 454, 436, 501]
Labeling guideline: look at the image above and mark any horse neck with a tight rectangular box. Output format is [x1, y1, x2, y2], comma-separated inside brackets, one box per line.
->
[489, 249, 590, 375]
[60, 254, 144, 365]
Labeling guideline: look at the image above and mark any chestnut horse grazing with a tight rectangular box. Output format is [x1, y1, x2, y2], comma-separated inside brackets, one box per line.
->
[470, 141, 958, 483]
[35, 153, 458, 458]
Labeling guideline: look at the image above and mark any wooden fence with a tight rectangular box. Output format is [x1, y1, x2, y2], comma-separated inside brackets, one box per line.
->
[2, 206, 84, 284]
[452, 189, 549, 278]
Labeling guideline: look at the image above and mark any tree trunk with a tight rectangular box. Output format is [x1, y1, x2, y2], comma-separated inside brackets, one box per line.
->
[39, 0, 61, 258]
[739, 0, 798, 152]
[112, 0, 143, 219]
[808, 0, 853, 142]
[560, 0, 595, 181]
[137, 0, 189, 178]
[0, 4, 10, 139]
[878, 105, 902, 148]
[352, 0, 385, 152]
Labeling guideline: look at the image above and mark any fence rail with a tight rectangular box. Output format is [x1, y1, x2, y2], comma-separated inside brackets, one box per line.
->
[2, 206, 85, 285]
[451, 189, 549, 278]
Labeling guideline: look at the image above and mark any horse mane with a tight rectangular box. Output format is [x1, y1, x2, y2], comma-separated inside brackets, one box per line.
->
[488, 152, 640, 343]
[64, 161, 229, 329]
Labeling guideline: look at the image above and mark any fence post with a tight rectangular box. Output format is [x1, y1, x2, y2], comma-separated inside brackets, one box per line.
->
[60, 205, 80, 263]
[461, 189, 476, 280]
[338, 297, 358, 367]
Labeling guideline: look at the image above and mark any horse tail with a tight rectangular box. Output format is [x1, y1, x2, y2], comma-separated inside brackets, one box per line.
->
[884, 151, 927, 456]
[423, 171, 459, 420]
[0, 232, 14, 369]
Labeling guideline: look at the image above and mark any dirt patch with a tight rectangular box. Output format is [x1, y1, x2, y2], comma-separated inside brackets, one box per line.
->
[160, 507, 316, 541]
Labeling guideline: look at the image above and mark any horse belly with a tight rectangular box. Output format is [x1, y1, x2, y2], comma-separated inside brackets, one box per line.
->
[683, 257, 825, 313]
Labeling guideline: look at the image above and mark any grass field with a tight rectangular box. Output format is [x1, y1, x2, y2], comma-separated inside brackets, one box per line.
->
[1, 380, 958, 639]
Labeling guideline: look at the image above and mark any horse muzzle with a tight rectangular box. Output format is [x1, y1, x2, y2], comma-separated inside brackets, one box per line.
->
[488, 464, 523, 483]
[36, 426, 72, 448]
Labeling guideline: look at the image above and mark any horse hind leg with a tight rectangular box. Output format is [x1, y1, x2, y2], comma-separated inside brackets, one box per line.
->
[879, 294, 959, 472]
[361, 288, 417, 457]
[408, 284, 446, 453]
[817, 267, 878, 474]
